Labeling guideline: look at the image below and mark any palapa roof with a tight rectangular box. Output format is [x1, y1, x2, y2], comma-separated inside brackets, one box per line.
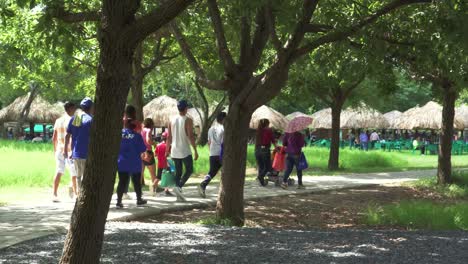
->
[395, 101, 464, 130]
[456, 105, 468, 129]
[286, 111, 310, 120]
[143, 95, 205, 128]
[250, 105, 288, 130]
[187, 108, 204, 127]
[384, 110, 403, 129]
[0, 93, 62, 124]
[310, 106, 389, 129]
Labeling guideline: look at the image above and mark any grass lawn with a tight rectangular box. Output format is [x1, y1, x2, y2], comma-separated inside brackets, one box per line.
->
[1, 139, 467, 204]
[365, 171, 468, 230]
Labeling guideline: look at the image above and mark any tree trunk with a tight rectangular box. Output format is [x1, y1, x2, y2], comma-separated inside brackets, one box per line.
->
[216, 102, 252, 226]
[131, 43, 145, 121]
[59, 4, 137, 264]
[328, 102, 343, 170]
[29, 122, 35, 137]
[15, 83, 39, 138]
[198, 112, 211, 146]
[437, 84, 457, 185]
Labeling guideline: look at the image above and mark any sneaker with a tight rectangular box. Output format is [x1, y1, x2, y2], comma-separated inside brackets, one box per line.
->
[280, 183, 288, 190]
[123, 193, 132, 200]
[173, 187, 187, 202]
[297, 184, 306, 190]
[116, 202, 124, 209]
[198, 184, 206, 198]
[137, 199, 147, 206]
[256, 177, 266, 187]
[52, 195, 60, 203]
[68, 186, 74, 199]
[165, 190, 174, 196]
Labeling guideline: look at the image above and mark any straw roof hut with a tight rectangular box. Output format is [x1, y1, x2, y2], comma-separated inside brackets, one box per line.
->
[340, 107, 389, 129]
[395, 101, 464, 130]
[455, 105, 468, 128]
[310, 107, 389, 129]
[0, 93, 62, 124]
[187, 108, 204, 127]
[310, 108, 332, 129]
[286, 111, 310, 120]
[143, 95, 179, 127]
[383, 110, 403, 129]
[250, 105, 288, 130]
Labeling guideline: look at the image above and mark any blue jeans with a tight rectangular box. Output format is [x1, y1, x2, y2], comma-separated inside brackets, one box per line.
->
[283, 154, 303, 185]
[361, 142, 369, 151]
[255, 148, 271, 179]
[173, 155, 193, 188]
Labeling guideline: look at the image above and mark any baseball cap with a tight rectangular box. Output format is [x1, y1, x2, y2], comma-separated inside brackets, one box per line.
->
[162, 131, 168, 138]
[80, 97, 93, 110]
[177, 100, 188, 112]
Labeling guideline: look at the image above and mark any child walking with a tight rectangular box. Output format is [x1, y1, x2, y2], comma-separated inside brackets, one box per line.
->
[155, 131, 172, 196]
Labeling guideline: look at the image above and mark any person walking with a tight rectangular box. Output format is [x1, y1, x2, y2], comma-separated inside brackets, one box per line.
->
[166, 100, 199, 202]
[370, 130, 380, 149]
[359, 130, 369, 151]
[255, 119, 277, 186]
[280, 131, 306, 190]
[155, 131, 172, 196]
[115, 118, 148, 208]
[52, 102, 77, 202]
[64, 97, 94, 195]
[198, 112, 227, 198]
[141, 118, 158, 194]
[348, 129, 356, 149]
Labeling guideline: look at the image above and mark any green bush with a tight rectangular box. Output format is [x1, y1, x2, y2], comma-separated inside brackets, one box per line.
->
[365, 200, 468, 230]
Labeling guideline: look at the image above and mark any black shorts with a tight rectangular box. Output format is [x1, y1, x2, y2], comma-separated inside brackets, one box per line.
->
[156, 167, 169, 180]
[142, 150, 156, 166]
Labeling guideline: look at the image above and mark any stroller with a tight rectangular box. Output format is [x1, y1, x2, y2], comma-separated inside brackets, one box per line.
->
[264, 147, 295, 187]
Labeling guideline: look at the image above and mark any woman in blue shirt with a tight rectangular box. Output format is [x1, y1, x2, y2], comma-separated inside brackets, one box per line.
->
[116, 118, 148, 208]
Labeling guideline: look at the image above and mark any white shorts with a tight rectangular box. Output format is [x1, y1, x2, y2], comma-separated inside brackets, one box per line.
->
[55, 151, 76, 176]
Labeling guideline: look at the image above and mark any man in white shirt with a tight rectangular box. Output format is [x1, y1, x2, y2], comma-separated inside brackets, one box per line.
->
[198, 112, 227, 198]
[52, 102, 77, 202]
[166, 100, 199, 202]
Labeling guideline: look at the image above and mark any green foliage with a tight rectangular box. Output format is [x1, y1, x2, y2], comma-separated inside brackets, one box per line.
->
[409, 171, 468, 199]
[365, 201, 468, 230]
[195, 217, 235, 227]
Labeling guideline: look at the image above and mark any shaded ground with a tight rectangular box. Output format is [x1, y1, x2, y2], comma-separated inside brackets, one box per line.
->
[1, 222, 468, 264]
[139, 185, 452, 230]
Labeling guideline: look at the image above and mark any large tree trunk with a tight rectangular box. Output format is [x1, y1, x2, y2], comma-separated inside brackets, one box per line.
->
[198, 111, 211, 146]
[59, 4, 137, 264]
[328, 102, 343, 170]
[216, 102, 252, 226]
[131, 43, 145, 121]
[15, 83, 39, 138]
[437, 83, 457, 185]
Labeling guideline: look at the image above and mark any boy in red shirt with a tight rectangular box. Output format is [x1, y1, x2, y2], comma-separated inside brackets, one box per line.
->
[155, 131, 172, 195]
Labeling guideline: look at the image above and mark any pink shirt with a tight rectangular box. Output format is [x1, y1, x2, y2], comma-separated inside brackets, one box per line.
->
[141, 128, 152, 151]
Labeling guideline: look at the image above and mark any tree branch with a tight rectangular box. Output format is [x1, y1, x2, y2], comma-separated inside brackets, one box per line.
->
[293, 0, 433, 60]
[48, 5, 100, 23]
[283, 0, 320, 52]
[304, 23, 334, 33]
[239, 16, 252, 67]
[249, 5, 270, 71]
[265, 3, 284, 52]
[125, 0, 194, 46]
[343, 73, 366, 99]
[207, 0, 238, 75]
[170, 21, 229, 91]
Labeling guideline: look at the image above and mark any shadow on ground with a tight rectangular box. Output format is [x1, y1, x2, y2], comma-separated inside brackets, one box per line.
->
[1, 223, 468, 264]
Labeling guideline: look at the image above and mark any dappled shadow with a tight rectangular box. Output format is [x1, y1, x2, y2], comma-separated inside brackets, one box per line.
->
[1, 223, 468, 263]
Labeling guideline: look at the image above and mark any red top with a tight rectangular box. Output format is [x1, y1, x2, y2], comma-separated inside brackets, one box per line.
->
[258, 128, 275, 147]
[155, 142, 168, 169]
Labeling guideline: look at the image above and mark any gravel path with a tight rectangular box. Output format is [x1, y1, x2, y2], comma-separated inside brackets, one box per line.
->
[1, 222, 468, 264]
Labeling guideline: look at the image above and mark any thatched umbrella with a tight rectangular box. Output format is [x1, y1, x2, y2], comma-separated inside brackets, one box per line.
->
[286, 111, 310, 120]
[384, 110, 403, 129]
[340, 107, 390, 129]
[143, 95, 179, 127]
[250, 105, 288, 130]
[310, 108, 332, 129]
[395, 101, 465, 130]
[310, 107, 389, 129]
[456, 105, 468, 128]
[0, 94, 62, 124]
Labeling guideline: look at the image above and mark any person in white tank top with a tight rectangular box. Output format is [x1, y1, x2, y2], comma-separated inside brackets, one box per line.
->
[166, 100, 199, 201]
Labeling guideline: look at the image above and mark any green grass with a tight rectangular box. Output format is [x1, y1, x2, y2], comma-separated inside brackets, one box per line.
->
[1, 139, 468, 190]
[365, 170, 468, 230]
[195, 217, 236, 227]
[365, 201, 468, 230]
[407, 170, 468, 198]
